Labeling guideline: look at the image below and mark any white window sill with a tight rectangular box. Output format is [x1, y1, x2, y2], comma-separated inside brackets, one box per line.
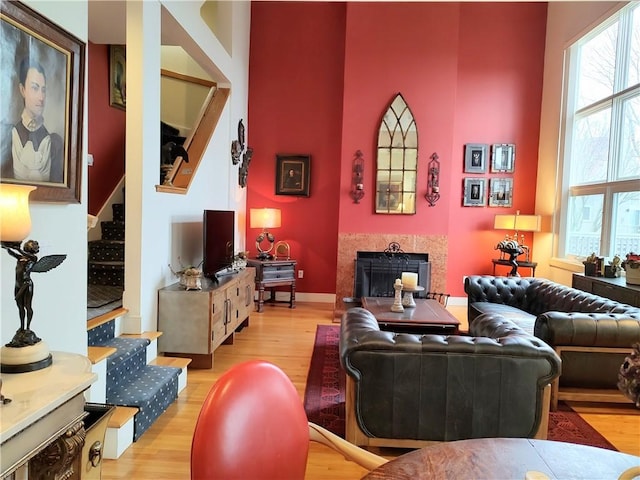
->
[549, 257, 585, 273]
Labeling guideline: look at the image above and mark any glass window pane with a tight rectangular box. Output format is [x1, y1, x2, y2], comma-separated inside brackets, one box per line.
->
[612, 191, 640, 255]
[627, 6, 640, 88]
[576, 22, 617, 109]
[377, 148, 390, 170]
[403, 171, 416, 192]
[390, 149, 404, 169]
[405, 148, 417, 170]
[405, 127, 418, 149]
[400, 192, 415, 214]
[570, 107, 610, 185]
[618, 95, 640, 179]
[566, 194, 603, 256]
[378, 128, 391, 148]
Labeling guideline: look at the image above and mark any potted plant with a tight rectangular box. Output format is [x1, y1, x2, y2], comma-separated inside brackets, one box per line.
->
[622, 253, 640, 285]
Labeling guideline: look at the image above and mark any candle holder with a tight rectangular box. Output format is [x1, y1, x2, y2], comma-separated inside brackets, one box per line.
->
[350, 150, 365, 204]
[402, 285, 425, 308]
[391, 281, 404, 312]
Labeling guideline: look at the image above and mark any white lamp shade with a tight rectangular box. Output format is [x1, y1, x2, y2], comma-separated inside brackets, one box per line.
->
[250, 208, 281, 229]
[514, 214, 541, 232]
[0, 184, 36, 242]
[494, 214, 516, 230]
[494, 213, 541, 232]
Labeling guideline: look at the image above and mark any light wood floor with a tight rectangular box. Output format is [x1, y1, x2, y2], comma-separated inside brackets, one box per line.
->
[101, 302, 640, 479]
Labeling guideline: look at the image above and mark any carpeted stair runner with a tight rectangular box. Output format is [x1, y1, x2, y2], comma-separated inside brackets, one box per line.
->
[88, 320, 180, 441]
[88, 202, 125, 287]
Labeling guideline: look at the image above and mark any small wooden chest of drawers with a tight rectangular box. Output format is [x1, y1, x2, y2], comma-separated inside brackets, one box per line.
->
[246, 259, 297, 312]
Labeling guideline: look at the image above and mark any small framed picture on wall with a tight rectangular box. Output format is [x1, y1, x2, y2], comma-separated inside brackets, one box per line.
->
[488, 178, 514, 207]
[462, 177, 487, 206]
[491, 143, 515, 173]
[275, 154, 311, 196]
[464, 144, 488, 173]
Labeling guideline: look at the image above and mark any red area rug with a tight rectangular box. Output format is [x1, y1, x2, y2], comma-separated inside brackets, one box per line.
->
[303, 324, 617, 451]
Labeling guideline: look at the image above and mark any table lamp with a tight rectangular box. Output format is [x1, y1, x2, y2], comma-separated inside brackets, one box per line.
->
[1, 184, 66, 373]
[494, 211, 541, 276]
[250, 208, 281, 260]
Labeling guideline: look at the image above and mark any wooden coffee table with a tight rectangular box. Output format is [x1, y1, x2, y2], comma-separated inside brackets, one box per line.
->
[362, 297, 460, 334]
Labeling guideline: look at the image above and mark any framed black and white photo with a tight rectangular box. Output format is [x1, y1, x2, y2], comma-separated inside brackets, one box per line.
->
[276, 154, 311, 196]
[491, 143, 515, 173]
[462, 177, 486, 206]
[464, 144, 488, 173]
[488, 177, 514, 207]
[0, 1, 84, 203]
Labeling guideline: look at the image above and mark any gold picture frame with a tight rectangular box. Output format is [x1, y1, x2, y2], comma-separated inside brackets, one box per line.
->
[109, 45, 126, 110]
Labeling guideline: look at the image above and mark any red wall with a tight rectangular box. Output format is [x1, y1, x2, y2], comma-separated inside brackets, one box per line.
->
[248, 2, 547, 297]
[248, 2, 346, 294]
[87, 42, 126, 216]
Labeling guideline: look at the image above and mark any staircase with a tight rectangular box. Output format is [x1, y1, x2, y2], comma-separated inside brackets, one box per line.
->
[88, 203, 125, 287]
[87, 202, 188, 456]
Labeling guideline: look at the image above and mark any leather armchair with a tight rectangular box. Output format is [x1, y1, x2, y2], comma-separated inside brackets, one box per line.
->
[465, 275, 640, 408]
[339, 307, 560, 448]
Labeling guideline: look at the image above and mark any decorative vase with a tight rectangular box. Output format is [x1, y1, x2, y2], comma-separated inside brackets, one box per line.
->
[625, 266, 640, 285]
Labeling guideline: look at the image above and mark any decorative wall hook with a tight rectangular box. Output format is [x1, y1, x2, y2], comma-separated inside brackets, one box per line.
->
[350, 150, 365, 204]
[425, 152, 440, 207]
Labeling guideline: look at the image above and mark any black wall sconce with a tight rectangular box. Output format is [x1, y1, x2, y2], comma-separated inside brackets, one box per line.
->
[350, 150, 365, 204]
[425, 152, 440, 207]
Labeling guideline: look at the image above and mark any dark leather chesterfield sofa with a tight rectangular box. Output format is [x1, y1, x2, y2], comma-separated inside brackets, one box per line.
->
[339, 307, 561, 448]
[465, 275, 640, 409]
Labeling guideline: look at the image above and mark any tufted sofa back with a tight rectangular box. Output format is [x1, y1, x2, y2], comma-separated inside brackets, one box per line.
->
[465, 275, 636, 318]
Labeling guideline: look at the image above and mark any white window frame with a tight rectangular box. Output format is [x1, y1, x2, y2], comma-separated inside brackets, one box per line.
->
[557, 3, 640, 262]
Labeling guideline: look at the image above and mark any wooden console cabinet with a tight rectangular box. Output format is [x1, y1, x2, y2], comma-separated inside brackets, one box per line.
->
[572, 273, 640, 307]
[158, 268, 255, 368]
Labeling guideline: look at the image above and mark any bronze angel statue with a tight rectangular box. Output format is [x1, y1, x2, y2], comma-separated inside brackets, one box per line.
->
[1, 240, 66, 347]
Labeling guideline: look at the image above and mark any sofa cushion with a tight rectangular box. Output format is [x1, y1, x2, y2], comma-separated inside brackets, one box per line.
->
[469, 302, 537, 335]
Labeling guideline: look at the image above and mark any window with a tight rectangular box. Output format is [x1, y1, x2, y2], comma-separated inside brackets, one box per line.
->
[559, 3, 640, 259]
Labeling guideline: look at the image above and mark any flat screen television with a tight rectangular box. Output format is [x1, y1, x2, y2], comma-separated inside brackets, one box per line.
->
[203, 210, 234, 278]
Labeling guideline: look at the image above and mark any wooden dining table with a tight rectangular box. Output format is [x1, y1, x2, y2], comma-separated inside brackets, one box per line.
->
[362, 438, 640, 480]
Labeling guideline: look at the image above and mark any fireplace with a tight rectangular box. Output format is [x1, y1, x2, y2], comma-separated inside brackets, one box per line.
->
[354, 248, 431, 299]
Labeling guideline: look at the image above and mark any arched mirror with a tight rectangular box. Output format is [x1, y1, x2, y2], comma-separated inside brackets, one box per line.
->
[376, 93, 418, 214]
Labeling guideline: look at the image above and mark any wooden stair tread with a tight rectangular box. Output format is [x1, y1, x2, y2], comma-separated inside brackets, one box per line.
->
[87, 307, 128, 331]
[108, 406, 139, 428]
[151, 356, 192, 369]
[120, 331, 163, 341]
[87, 346, 117, 364]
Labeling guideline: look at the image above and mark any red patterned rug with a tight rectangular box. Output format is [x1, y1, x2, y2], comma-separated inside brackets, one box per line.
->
[303, 324, 617, 451]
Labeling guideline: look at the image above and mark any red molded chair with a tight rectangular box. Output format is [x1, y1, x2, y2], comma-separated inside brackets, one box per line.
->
[191, 360, 386, 480]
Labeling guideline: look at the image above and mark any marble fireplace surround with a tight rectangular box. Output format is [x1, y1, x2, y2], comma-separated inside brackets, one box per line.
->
[335, 233, 448, 315]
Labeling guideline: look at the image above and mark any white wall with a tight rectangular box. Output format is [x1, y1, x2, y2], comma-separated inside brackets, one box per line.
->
[122, 0, 251, 334]
[534, 1, 627, 285]
[1, 1, 88, 354]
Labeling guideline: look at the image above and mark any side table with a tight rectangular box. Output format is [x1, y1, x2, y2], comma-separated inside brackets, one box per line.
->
[247, 259, 296, 313]
[492, 258, 538, 277]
